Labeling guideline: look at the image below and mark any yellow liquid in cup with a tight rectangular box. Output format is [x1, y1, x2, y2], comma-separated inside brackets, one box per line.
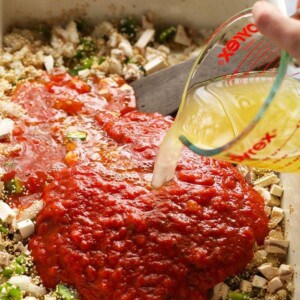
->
[152, 72, 300, 188]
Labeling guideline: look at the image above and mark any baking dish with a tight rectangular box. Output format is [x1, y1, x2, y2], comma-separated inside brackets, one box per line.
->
[0, 0, 299, 298]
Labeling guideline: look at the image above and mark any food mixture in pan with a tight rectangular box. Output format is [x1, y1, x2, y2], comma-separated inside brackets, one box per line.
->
[0, 16, 295, 300]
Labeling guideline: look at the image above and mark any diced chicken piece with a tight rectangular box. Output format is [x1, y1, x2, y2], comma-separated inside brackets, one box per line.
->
[0, 201, 16, 223]
[253, 173, 280, 187]
[174, 25, 192, 46]
[268, 195, 281, 207]
[135, 29, 155, 49]
[157, 45, 171, 54]
[17, 219, 35, 239]
[269, 207, 284, 228]
[109, 58, 123, 75]
[211, 282, 229, 300]
[253, 249, 268, 265]
[111, 49, 125, 61]
[269, 228, 284, 240]
[17, 200, 44, 221]
[0, 251, 9, 266]
[0, 118, 14, 142]
[51, 21, 79, 58]
[254, 186, 271, 204]
[119, 40, 133, 57]
[267, 277, 283, 294]
[27, 283, 47, 297]
[16, 242, 30, 255]
[0, 101, 25, 118]
[107, 32, 124, 48]
[78, 69, 91, 78]
[44, 55, 54, 72]
[252, 275, 268, 288]
[258, 263, 279, 280]
[270, 184, 284, 197]
[240, 280, 252, 292]
[278, 264, 294, 280]
[236, 165, 250, 177]
[24, 297, 38, 300]
[53, 21, 79, 44]
[145, 46, 168, 61]
[142, 13, 154, 29]
[123, 64, 141, 81]
[119, 83, 133, 92]
[2, 52, 13, 64]
[144, 57, 168, 75]
[265, 239, 289, 255]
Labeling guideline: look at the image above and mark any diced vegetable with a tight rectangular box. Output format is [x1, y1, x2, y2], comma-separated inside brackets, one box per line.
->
[2, 255, 29, 278]
[98, 57, 106, 65]
[14, 264, 25, 275]
[67, 131, 87, 141]
[157, 26, 176, 43]
[56, 284, 75, 300]
[0, 223, 8, 235]
[0, 283, 22, 300]
[124, 57, 133, 65]
[2, 267, 14, 278]
[70, 57, 94, 75]
[228, 291, 251, 300]
[15, 254, 28, 266]
[4, 178, 23, 194]
[75, 38, 96, 60]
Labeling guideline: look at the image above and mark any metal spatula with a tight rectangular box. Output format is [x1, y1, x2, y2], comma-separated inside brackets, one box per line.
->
[131, 58, 195, 116]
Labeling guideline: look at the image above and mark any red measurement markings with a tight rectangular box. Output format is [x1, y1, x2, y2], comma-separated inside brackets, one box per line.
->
[234, 40, 264, 73]
[247, 45, 274, 73]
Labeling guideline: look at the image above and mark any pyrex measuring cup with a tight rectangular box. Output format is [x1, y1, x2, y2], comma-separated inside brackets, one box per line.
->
[175, 8, 300, 173]
[152, 5, 300, 188]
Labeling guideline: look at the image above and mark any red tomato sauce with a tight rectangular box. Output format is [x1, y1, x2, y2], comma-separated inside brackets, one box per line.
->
[2, 72, 268, 299]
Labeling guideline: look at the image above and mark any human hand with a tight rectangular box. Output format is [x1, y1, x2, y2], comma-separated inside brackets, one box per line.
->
[252, 1, 300, 63]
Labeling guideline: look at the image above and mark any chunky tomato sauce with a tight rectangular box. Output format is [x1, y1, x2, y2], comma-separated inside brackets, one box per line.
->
[2, 72, 269, 300]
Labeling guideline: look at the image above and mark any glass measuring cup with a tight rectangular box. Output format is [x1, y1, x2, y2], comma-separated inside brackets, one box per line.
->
[152, 7, 300, 188]
[178, 8, 300, 171]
